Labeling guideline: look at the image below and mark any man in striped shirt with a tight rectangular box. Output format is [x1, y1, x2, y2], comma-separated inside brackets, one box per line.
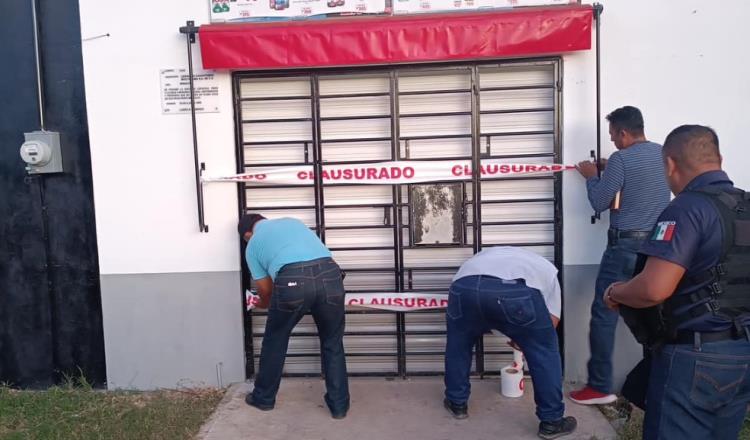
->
[569, 106, 671, 405]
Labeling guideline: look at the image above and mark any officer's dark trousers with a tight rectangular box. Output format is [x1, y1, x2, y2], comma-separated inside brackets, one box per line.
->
[251, 257, 350, 413]
[588, 237, 643, 394]
[643, 338, 750, 440]
[444, 275, 564, 422]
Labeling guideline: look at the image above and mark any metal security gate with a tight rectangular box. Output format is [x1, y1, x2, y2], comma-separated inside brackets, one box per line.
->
[234, 59, 563, 378]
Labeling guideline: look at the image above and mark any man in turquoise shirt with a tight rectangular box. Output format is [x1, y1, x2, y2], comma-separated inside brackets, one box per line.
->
[245, 216, 332, 284]
[239, 214, 349, 419]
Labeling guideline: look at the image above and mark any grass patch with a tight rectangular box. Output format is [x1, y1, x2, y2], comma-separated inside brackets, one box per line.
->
[0, 378, 223, 440]
[740, 415, 750, 440]
[598, 398, 750, 440]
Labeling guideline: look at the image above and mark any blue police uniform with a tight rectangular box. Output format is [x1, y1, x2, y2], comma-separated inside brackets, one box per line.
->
[637, 170, 750, 440]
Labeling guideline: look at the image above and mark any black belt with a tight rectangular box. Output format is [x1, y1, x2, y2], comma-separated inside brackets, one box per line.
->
[608, 229, 651, 245]
[279, 257, 334, 271]
[609, 229, 651, 240]
[669, 328, 745, 345]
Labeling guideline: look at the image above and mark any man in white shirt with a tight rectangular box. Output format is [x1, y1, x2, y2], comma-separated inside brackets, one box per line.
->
[443, 247, 576, 440]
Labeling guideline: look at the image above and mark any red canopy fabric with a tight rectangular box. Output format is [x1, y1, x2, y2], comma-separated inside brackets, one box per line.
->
[199, 5, 592, 70]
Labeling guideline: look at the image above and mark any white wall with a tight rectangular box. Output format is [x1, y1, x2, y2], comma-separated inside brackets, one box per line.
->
[560, 0, 750, 386]
[80, 0, 239, 275]
[79, 0, 245, 389]
[563, 0, 750, 265]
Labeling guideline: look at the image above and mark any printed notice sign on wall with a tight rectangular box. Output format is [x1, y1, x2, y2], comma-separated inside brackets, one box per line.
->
[160, 69, 220, 115]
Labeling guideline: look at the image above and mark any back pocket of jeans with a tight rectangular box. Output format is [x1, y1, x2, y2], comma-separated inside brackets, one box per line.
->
[498, 295, 536, 327]
[275, 278, 306, 312]
[447, 288, 462, 320]
[322, 274, 345, 306]
[689, 360, 748, 411]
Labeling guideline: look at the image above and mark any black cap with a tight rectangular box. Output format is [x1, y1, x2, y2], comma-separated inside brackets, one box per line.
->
[238, 213, 266, 236]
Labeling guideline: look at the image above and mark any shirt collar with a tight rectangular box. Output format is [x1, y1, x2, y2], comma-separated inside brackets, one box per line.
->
[684, 170, 733, 192]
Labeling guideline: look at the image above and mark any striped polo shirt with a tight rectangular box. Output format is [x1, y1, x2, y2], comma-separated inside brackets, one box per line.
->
[585, 141, 671, 231]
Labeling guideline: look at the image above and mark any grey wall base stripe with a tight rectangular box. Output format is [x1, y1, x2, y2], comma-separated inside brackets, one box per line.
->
[100, 266, 642, 392]
[100, 271, 245, 390]
[563, 264, 642, 392]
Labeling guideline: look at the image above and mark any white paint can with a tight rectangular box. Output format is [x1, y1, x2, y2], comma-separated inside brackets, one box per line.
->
[501, 366, 524, 398]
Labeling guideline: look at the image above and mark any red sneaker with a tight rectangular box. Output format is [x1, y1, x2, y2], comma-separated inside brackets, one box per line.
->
[569, 386, 617, 405]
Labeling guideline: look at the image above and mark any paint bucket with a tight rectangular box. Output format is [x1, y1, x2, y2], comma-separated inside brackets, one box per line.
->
[501, 366, 524, 398]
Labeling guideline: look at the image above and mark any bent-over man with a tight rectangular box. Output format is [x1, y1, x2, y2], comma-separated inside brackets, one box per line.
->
[443, 246, 576, 439]
[239, 214, 349, 419]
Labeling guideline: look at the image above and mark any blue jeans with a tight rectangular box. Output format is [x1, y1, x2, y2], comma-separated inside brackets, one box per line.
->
[588, 237, 643, 394]
[444, 275, 564, 422]
[251, 257, 350, 413]
[643, 339, 750, 440]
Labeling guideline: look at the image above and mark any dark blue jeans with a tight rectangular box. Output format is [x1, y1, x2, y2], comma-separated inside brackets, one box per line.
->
[251, 257, 350, 413]
[444, 275, 564, 422]
[643, 339, 750, 440]
[588, 237, 643, 394]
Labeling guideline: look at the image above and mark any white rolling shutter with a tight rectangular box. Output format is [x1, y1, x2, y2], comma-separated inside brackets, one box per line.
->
[238, 60, 560, 376]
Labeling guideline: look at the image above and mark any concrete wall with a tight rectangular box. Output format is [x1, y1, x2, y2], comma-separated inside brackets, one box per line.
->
[78, 0, 750, 389]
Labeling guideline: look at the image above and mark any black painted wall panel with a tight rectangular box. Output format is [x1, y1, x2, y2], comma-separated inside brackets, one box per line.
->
[0, 0, 106, 388]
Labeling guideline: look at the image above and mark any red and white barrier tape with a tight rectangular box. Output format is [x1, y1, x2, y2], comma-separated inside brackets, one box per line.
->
[247, 290, 448, 312]
[345, 292, 448, 312]
[206, 159, 575, 186]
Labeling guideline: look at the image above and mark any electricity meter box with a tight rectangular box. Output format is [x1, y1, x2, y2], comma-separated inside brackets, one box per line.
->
[20, 131, 64, 174]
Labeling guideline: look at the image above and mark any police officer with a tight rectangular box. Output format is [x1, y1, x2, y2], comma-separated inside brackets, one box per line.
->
[604, 125, 750, 439]
[570, 106, 671, 405]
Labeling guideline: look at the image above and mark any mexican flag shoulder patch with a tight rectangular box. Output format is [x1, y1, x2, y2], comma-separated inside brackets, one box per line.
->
[652, 221, 676, 241]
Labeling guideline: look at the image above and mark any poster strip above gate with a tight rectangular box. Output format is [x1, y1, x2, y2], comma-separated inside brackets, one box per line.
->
[209, 0, 387, 22]
[203, 159, 576, 185]
[247, 290, 448, 311]
[209, 0, 578, 22]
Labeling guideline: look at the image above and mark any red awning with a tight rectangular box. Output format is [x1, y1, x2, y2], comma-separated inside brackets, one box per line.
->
[199, 5, 592, 70]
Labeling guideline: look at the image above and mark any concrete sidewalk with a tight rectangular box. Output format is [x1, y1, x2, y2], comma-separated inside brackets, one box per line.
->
[197, 378, 616, 440]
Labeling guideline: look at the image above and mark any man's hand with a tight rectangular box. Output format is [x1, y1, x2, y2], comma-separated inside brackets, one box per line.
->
[604, 282, 624, 310]
[253, 277, 274, 309]
[246, 289, 261, 310]
[550, 314, 560, 329]
[576, 160, 599, 179]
